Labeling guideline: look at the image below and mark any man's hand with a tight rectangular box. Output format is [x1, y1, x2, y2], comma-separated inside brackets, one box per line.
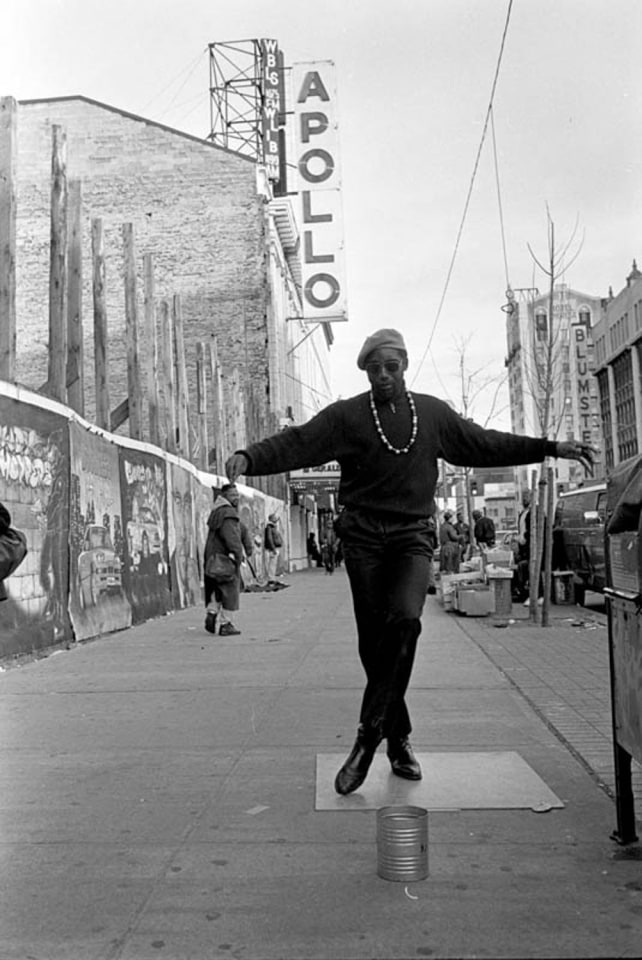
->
[555, 440, 598, 476]
[225, 452, 249, 482]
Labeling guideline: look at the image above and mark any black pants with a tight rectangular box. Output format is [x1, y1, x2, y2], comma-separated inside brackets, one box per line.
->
[338, 509, 433, 742]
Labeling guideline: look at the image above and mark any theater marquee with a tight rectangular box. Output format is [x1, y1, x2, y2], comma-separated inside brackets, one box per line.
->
[292, 61, 348, 323]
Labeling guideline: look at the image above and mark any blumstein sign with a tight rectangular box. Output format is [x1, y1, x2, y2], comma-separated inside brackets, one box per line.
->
[292, 60, 347, 323]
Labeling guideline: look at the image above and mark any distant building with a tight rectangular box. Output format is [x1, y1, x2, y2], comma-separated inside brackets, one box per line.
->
[593, 261, 642, 470]
[483, 494, 518, 533]
[504, 283, 605, 493]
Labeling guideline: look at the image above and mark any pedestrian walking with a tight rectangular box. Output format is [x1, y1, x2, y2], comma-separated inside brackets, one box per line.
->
[239, 519, 254, 591]
[335, 538, 343, 568]
[455, 510, 471, 562]
[320, 523, 338, 574]
[473, 509, 496, 549]
[514, 489, 537, 602]
[203, 483, 244, 636]
[439, 511, 462, 574]
[264, 513, 283, 583]
[306, 531, 321, 567]
[225, 327, 595, 795]
[425, 515, 438, 594]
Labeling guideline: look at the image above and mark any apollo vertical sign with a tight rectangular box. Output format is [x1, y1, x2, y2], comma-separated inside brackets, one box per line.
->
[292, 61, 348, 322]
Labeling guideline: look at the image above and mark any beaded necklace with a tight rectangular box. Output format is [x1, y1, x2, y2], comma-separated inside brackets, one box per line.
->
[369, 389, 418, 455]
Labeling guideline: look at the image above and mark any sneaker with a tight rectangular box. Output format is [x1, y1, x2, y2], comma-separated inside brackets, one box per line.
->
[204, 611, 217, 634]
[523, 597, 544, 607]
[219, 622, 241, 636]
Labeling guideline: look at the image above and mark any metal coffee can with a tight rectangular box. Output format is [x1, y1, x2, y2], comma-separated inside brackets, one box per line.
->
[376, 805, 428, 882]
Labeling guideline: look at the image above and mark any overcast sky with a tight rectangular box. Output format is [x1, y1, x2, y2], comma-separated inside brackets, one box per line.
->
[3, 0, 641, 429]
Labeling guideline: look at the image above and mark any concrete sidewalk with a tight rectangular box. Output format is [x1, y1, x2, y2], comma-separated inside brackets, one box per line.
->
[453, 594, 642, 818]
[1, 569, 641, 959]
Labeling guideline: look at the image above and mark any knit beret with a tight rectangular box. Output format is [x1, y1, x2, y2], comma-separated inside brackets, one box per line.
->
[356, 328, 407, 369]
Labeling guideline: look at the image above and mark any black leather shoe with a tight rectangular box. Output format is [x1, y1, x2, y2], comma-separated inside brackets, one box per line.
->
[204, 612, 217, 634]
[334, 727, 381, 795]
[387, 737, 422, 780]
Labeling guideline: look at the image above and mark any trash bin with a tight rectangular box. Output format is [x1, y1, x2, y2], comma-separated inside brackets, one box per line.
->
[605, 455, 642, 845]
[487, 568, 513, 617]
[551, 570, 575, 604]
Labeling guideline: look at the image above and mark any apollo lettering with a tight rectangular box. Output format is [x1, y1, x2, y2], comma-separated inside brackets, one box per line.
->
[294, 63, 346, 320]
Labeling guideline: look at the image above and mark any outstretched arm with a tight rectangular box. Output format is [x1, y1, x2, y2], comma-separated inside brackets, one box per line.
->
[554, 440, 597, 476]
[226, 404, 338, 482]
[226, 453, 249, 483]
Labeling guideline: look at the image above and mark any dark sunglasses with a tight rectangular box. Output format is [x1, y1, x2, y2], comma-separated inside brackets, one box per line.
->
[365, 360, 402, 376]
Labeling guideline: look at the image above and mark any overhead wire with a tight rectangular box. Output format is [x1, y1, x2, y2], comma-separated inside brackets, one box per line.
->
[411, 0, 515, 389]
[490, 106, 511, 291]
[138, 47, 208, 115]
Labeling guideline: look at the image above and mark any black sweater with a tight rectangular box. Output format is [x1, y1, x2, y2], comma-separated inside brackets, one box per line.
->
[241, 391, 556, 519]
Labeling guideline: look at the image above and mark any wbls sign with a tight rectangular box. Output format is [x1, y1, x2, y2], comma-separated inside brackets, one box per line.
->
[260, 39, 283, 181]
[292, 61, 348, 323]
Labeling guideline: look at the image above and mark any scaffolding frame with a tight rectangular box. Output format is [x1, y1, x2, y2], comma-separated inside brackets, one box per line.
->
[208, 39, 267, 162]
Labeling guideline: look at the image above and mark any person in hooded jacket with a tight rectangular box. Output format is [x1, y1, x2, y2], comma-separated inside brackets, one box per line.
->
[203, 483, 244, 636]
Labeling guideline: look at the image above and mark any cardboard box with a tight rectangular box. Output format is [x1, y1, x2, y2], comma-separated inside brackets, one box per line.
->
[456, 584, 494, 616]
[439, 571, 484, 610]
[483, 548, 514, 569]
[440, 571, 485, 590]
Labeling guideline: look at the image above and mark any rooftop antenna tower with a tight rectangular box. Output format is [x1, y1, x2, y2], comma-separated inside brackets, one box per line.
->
[208, 38, 285, 184]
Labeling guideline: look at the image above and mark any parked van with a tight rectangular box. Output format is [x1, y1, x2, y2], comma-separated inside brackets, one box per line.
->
[554, 482, 607, 604]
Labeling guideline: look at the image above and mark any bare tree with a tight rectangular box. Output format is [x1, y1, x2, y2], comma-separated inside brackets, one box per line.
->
[526, 210, 584, 440]
[451, 335, 509, 550]
[525, 210, 584, 624]
[454, 333, 509, 428]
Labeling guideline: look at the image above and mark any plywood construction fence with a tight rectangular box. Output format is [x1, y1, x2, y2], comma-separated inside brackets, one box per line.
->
[0, 380, 285, 660]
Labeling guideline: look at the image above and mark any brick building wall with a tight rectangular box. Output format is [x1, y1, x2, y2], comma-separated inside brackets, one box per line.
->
[14, 96, 277, 459]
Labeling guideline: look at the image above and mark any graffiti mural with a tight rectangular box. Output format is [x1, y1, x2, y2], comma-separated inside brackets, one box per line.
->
[0, 385, 292, 661]
[167, 463, 201, 608]
[68, 424, 132, 640]
[238, 487, 270, 584]
[193, 479, 214, 575]
[119, 447, 171, 622]
[0, 396, 71, 656]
